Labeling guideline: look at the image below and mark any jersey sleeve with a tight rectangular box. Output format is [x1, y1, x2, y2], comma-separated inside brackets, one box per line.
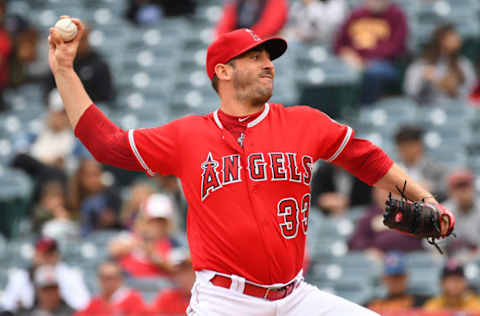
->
[305, 107, 354, 162]
[334, 138, 394, 186]
[128, 121, 181, 177]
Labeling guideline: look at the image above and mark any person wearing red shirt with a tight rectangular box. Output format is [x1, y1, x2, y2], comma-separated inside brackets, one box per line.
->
[150, 259, 195, 316]
[215, 0, 288, 39]
[75, 261, 148, 316]
[49, 17, 453, 316]
[109, 193, 180, 277]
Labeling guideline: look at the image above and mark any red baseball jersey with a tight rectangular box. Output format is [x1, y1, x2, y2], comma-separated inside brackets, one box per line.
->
[118, 236, 176, 277]
[150, 288, 190, 315]
[123, 103, 392, 285]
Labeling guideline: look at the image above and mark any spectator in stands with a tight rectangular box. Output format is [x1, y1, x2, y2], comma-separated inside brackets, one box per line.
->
[45, 25, 114, 104]
[10, 25, 49, 87]
[215, 0, 288, 39]
[28, 89, 75, 169]
[109, 193, 181, 277]
[126, 0, 196, 25]
[120, 181, 155, 230]
[11, 89, 83, 210]
[286, 0, 348, 44]
[367, 252, 427, 313]
[75, 261, 148, 316]
[150, 258, 195, 315]
[348, 187, 424, 259]
[423, 260, 480, 313]
[69, 159, 122, 235]
[0, 238, 90, 313]
[394, 126, 448, 201]
[405, 24, 476, 106]
[443, 169, 480, 255]
[33, 180, 80, 240]
[334, 0, 407, 104]
[0, 0, 12, 111]
[16, 265, 75, 316]
[311, 162, 372, 216]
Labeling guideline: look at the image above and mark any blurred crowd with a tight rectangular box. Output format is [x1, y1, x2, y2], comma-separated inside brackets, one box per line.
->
[1, 0, 480, 109]
[0, 0, 480, 315]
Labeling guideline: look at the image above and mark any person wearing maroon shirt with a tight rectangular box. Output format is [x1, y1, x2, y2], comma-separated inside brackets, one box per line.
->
[215, 0, 288, 39]
[150, 259, 195, 316]
[75, 261, 149, 316]
[334, 0, 407, 104]
[348, 187, 424, 259]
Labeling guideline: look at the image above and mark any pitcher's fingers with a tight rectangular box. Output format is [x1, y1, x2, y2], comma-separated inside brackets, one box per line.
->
[60, 15, 71, 20]
[48, 35, 54, 48]
[71, 18, 85, 36]
[48, 29, 56, 47]
[50, 28, 64, 46]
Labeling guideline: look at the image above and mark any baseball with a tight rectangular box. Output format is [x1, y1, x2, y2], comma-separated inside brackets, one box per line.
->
[54, 18, 78, 42]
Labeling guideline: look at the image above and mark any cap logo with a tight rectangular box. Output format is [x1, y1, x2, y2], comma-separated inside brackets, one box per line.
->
[245, 29, 261, 41]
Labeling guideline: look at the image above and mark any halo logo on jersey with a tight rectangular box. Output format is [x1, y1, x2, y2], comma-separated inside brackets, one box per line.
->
[201, 152, 222, 201]
[200, 152, 313, 201]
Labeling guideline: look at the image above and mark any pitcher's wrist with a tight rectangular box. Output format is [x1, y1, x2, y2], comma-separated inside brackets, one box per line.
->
[53, 66, 76, 79]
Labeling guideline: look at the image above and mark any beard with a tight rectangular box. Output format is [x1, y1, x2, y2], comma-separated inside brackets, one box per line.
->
[232, 69, 273, 107]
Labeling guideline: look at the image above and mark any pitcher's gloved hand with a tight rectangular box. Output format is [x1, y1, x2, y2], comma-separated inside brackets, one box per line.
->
[383, 194, 455, 254]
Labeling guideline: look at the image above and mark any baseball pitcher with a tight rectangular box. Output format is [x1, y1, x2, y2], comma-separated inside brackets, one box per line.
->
[48, 17, 454, 316]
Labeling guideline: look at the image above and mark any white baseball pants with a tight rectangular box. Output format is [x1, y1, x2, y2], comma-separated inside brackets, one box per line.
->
[187, 270, 379, 316]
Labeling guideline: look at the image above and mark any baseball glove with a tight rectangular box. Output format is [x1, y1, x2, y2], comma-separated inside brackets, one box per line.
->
[383, 182, 455, 254]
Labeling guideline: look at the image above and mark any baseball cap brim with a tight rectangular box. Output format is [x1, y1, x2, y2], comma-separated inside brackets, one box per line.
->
[228, 37, 287, 63]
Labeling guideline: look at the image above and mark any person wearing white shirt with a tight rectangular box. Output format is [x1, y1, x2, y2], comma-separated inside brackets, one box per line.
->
[287, 0, 348, 43]
[0, 238, 90, 313]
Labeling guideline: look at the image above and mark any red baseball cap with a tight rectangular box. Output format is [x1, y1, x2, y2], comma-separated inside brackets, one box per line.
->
[448, 169, 474, 189]
[35, 237, 58, 253]
[206, 28, 287, 81]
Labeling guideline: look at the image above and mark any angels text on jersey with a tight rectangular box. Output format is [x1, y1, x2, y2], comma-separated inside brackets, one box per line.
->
[201, 152, 313, 201]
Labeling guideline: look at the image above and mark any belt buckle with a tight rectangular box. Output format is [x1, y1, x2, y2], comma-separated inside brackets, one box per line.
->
[264, 281, 296, 300]
[263, 285, 282, 300]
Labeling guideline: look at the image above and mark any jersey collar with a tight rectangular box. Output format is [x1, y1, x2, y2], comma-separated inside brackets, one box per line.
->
[213, 103, 270, 130]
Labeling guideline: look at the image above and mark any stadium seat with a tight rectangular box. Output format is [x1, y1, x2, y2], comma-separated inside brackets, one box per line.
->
[86, 230, 120, 247]
[333, 278, 374, 304]
[5, 238, 36, 268]
[408, 266, 441, 297]
[0, 169, 32, 239]
[125, 276, 173, 302]
[335, 252, 382, 279]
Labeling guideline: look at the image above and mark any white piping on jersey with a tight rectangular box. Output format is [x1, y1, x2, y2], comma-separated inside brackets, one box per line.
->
[213, 103, 270, 129]
[247, 103, 269, 128]
[213, 110, 224, 129]
[128, 129, 154, 176]
[326, 126, 353, 162]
